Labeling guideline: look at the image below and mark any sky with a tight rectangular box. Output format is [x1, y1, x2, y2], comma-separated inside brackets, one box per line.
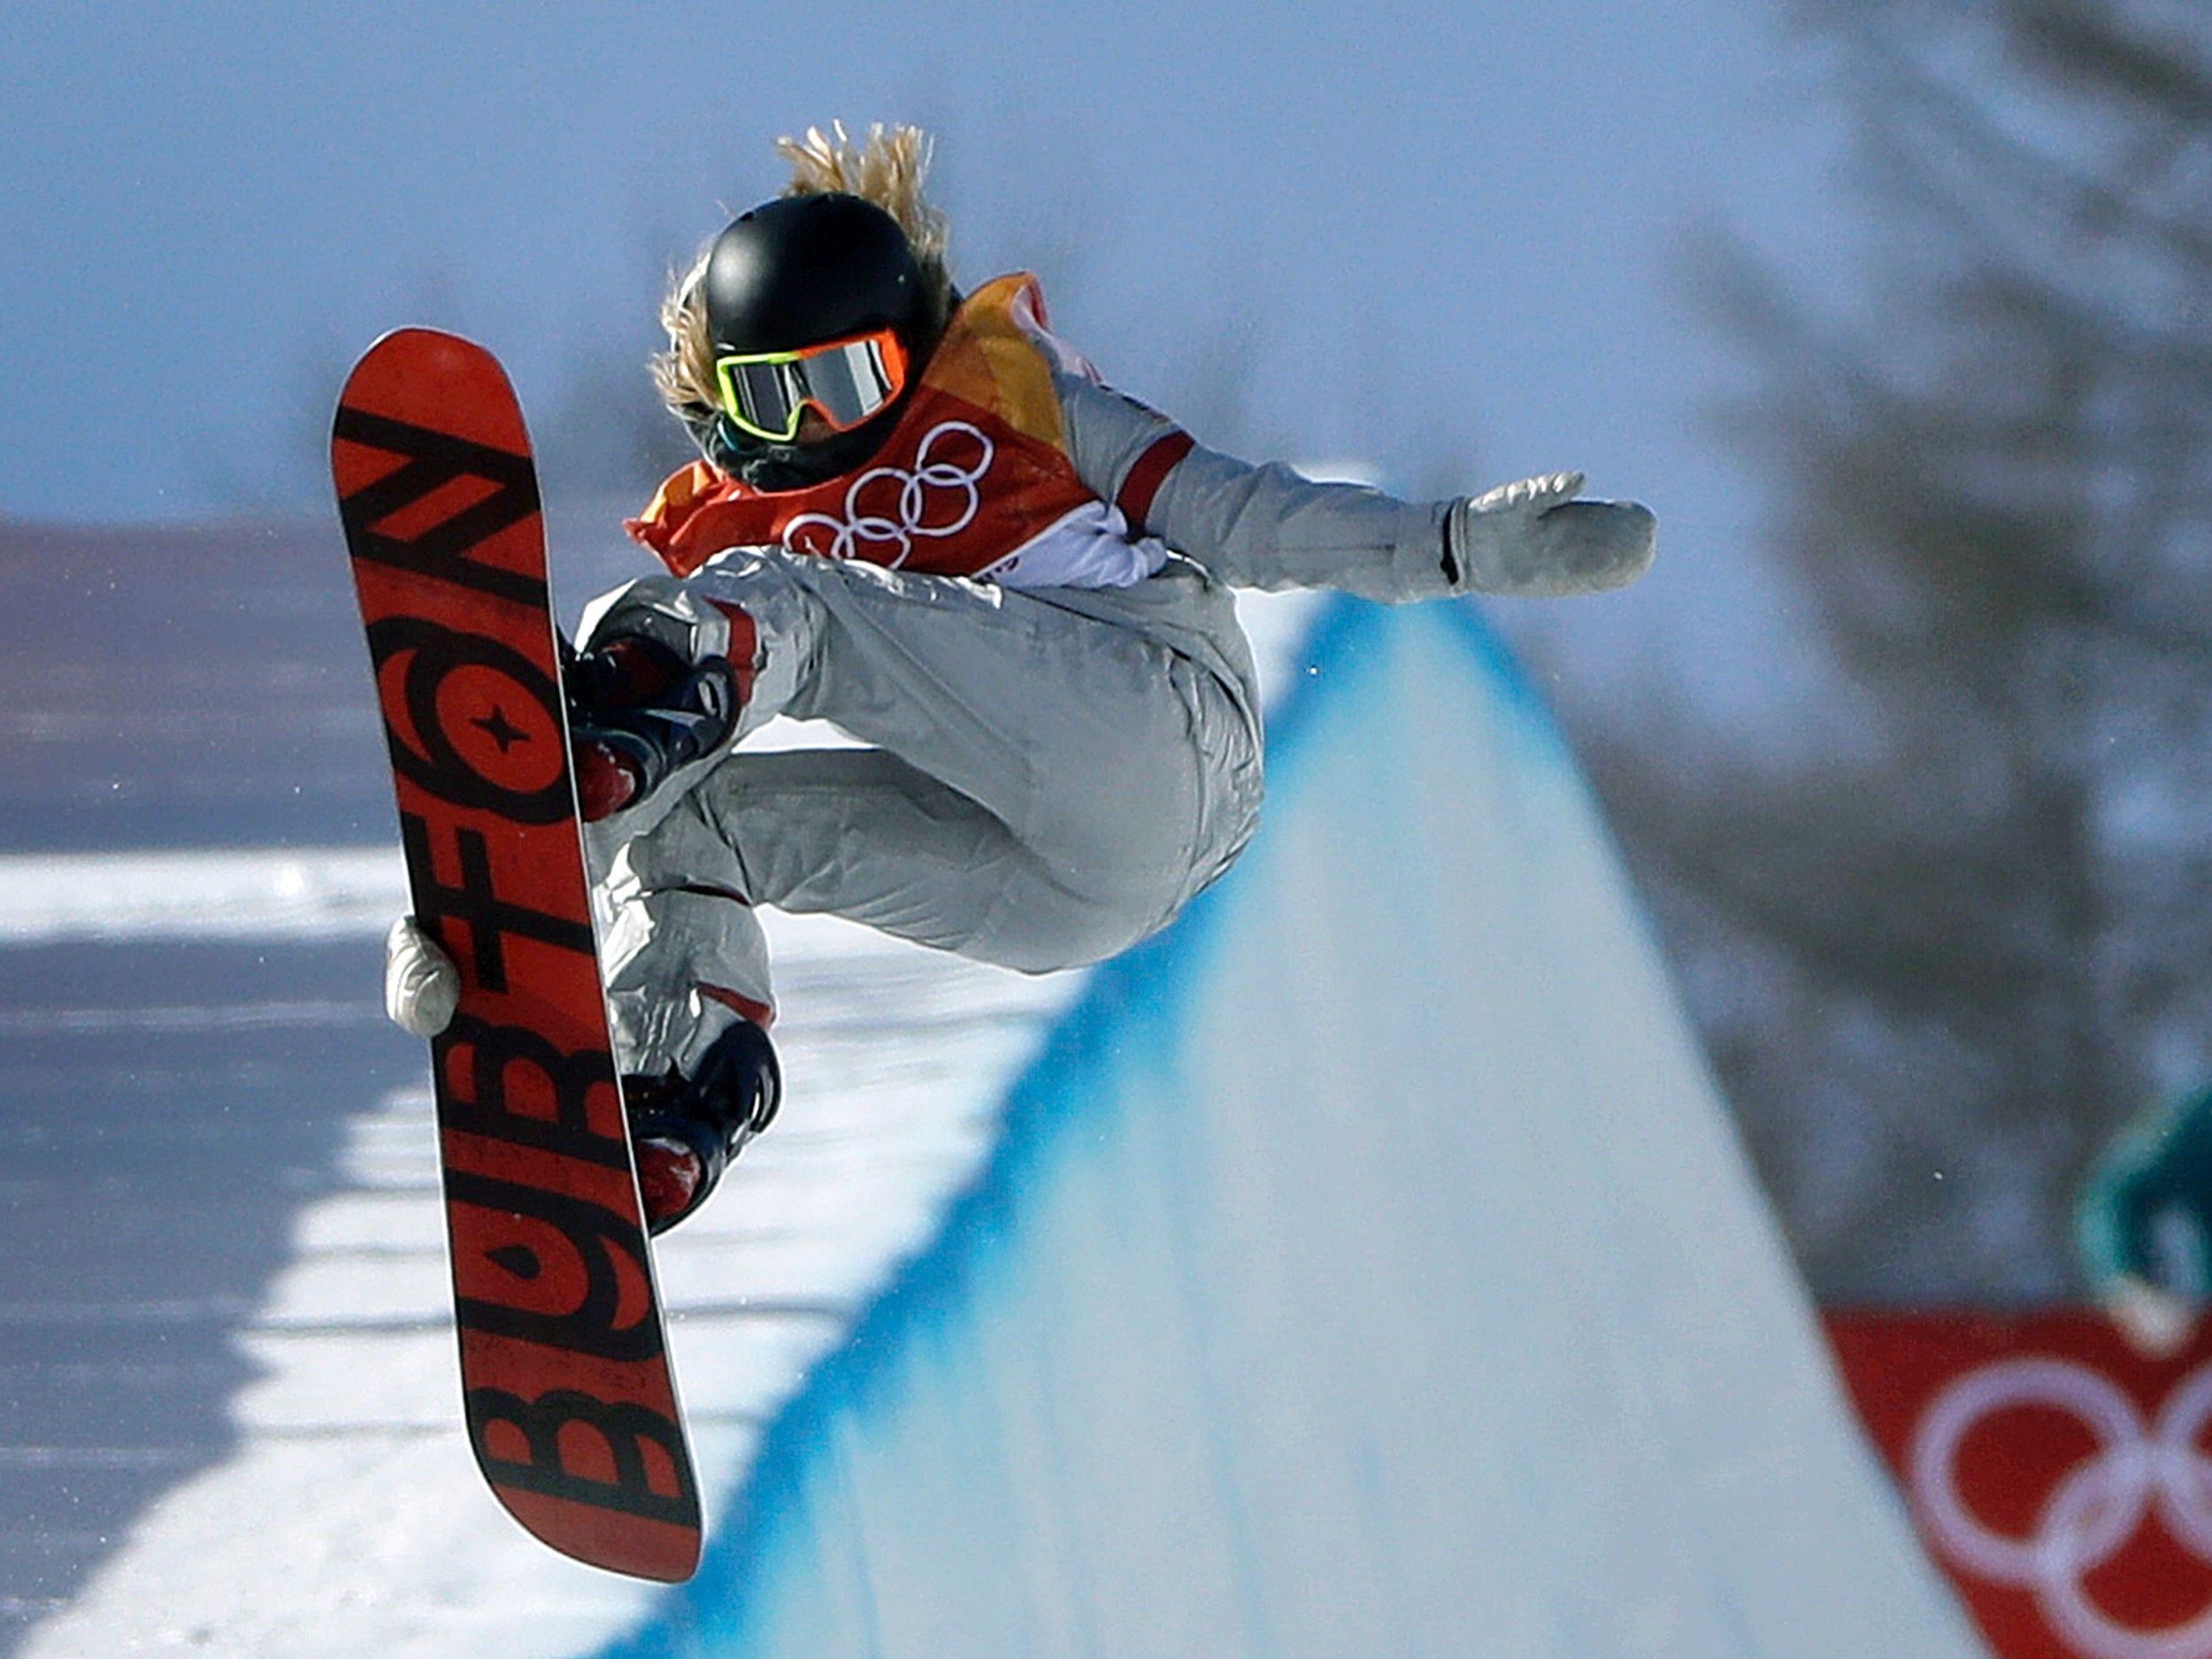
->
[0, 0, 1862, 722]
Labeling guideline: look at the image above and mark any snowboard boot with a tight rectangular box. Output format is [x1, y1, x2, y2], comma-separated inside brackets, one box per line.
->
[565, 632, 742, 823]
[625, 1018, 782, 1234]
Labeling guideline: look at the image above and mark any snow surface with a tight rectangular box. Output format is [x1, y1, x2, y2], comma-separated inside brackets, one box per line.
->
[9, 590, 1975, 1658]
[16, 910, 1074, 1659]
[595, 600, 1984, 1659]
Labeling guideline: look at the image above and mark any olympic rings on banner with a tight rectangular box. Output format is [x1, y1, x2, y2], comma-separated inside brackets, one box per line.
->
[1911, 1356, 2212, 1659]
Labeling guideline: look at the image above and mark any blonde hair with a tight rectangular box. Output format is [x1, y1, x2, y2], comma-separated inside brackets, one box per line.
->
[651, 123, 956, 428]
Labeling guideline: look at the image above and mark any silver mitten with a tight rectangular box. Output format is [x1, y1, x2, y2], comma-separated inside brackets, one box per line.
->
[1447, 472, 1655, 597]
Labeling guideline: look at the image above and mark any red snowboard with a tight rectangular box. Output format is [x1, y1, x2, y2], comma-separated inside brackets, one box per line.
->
[333, 328, 701, 1582]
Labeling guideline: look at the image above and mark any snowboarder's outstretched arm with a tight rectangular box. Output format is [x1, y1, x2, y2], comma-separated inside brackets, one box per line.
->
[1051, 369, 1655, 602]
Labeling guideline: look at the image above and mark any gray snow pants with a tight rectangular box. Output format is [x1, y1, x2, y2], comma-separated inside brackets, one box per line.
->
[579, 548, 1263, 1078]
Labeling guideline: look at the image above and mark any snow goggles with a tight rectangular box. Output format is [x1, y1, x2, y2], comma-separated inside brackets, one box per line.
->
[711, 327, 910, 444]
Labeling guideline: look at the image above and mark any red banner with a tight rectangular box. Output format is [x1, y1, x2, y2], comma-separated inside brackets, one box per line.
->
[1826, 1309, 2212, 1659]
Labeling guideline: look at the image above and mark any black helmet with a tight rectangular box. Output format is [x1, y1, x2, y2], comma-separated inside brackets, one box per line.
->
[694, 193, 931, 488]
[703, 192, 926, 357]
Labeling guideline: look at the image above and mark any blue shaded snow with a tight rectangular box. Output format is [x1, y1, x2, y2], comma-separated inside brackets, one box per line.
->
[591, 597, 1979, 1659]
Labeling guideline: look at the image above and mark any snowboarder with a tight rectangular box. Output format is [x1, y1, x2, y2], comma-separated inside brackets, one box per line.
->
[384, 122, 1657, 1233]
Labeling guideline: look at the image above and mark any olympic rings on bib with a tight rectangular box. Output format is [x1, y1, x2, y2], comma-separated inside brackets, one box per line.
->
[782, 421, 995, 568]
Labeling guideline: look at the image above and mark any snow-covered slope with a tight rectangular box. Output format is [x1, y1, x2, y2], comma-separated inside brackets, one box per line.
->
[15, 910, 1075, 1659]
[584, 598, 1981, 1659]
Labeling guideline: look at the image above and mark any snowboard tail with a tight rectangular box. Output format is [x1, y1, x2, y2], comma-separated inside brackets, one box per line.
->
[334, 329, 702, 1582]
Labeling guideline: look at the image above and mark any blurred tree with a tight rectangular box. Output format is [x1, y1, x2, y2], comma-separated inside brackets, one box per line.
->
[1578, 0, 2212, 1301]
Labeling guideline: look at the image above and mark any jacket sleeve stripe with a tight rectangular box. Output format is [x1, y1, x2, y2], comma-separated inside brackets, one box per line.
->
[699, 981, 776, 1030]
[1115, 430, 1195, 534]
[707, 599, 760, 707]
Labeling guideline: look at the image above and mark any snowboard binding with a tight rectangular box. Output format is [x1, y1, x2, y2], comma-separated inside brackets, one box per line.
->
[565, 632, 742, 823]
[625, 1018, 782, 1233]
